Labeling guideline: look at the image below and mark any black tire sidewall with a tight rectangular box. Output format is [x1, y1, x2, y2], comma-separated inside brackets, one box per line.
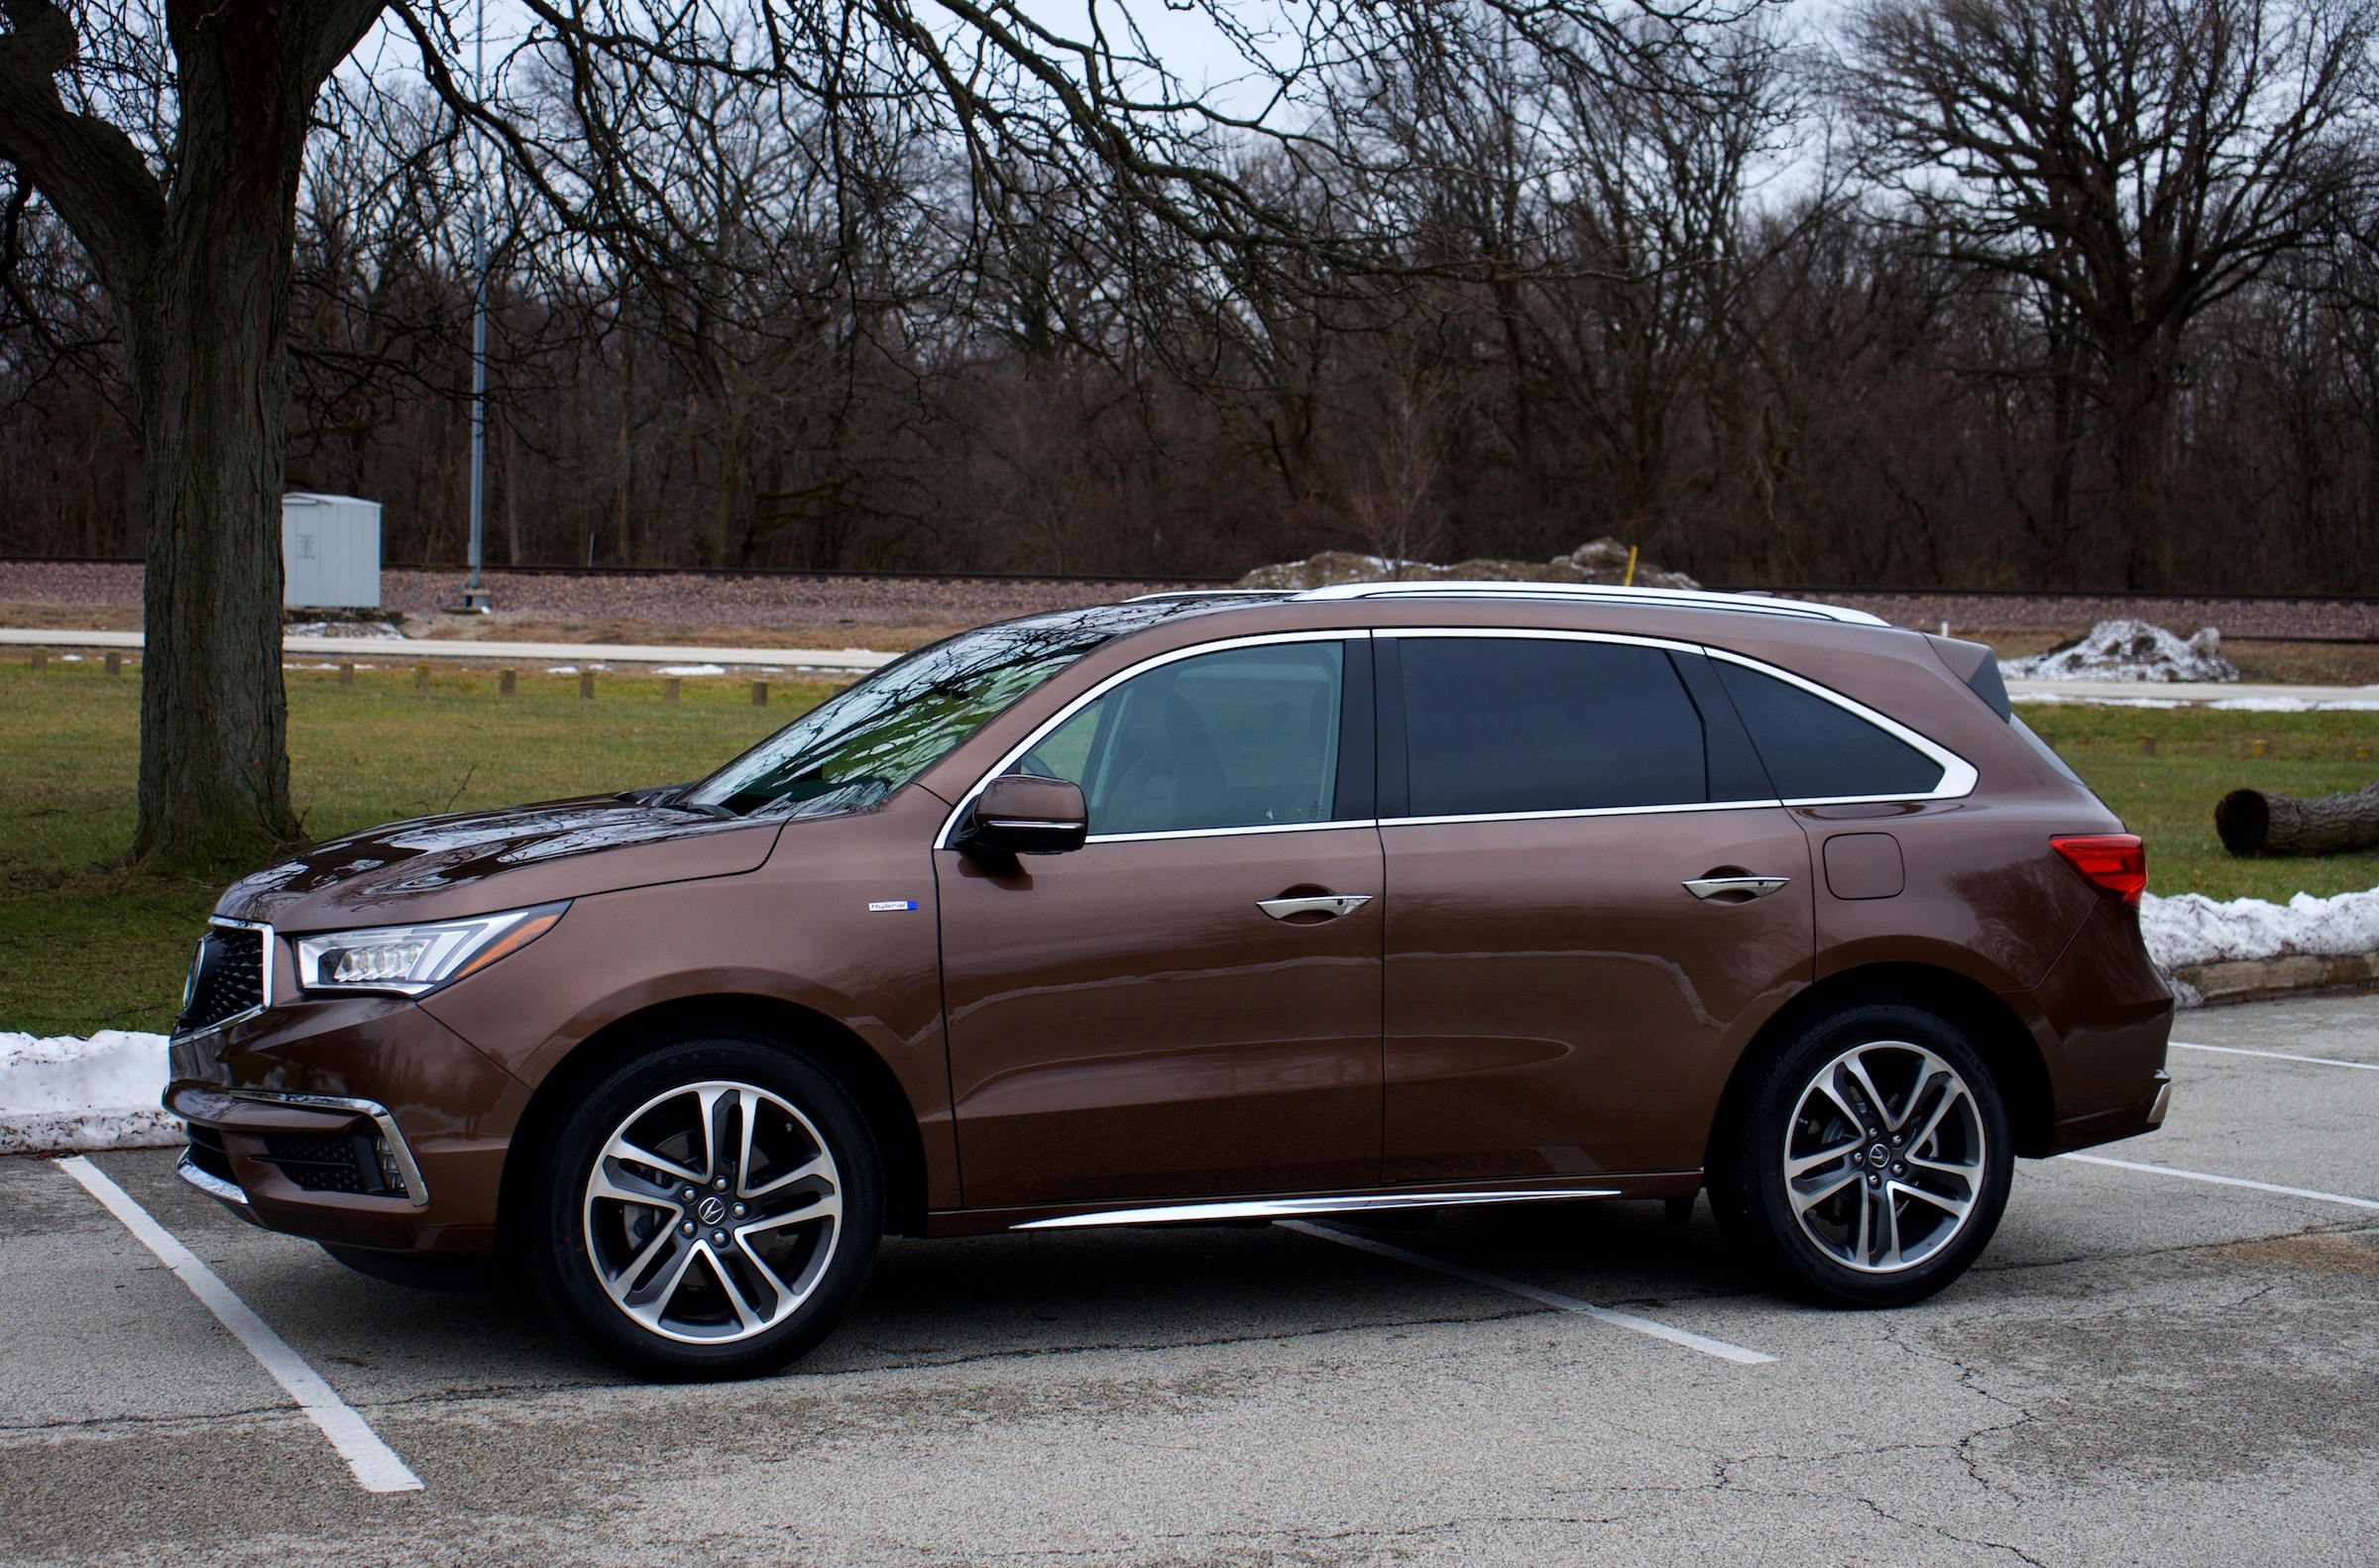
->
[1715, 1003, 2012, 1308]
[527, 1035, 882, 1380]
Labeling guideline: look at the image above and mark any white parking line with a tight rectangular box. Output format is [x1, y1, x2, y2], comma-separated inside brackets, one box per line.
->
[1279, 1219, 1775, 1365]
[2058, 1153, 2379, 1212]
[2171, 1041, 2379, 1072]
[57, 1157, 424, 1494]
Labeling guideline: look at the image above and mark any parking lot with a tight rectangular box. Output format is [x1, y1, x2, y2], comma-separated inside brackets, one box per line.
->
[4, 992, 2375, 1567]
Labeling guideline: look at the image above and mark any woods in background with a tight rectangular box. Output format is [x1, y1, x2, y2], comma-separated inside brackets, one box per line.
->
[8, 0, 2379, 595]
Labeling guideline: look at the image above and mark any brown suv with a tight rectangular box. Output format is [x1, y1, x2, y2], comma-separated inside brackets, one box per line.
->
[167, 584, 2173, 1377]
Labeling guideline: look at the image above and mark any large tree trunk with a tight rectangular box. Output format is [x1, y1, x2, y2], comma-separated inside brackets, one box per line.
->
[121, 12, 327, 864]
[2103, 337, 2176, 590]
[1, 0, 378, 867]
[2216, 782, 2379, 856]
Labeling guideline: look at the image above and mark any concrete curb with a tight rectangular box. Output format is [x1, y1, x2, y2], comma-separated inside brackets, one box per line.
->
[2168, 951, 2379, 1007]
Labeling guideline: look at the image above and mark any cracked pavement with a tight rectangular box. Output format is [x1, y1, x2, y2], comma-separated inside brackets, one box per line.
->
[5, 993, 2377, 1566]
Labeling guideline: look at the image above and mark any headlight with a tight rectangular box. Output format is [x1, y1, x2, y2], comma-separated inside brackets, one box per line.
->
[294, 902, 569, 996]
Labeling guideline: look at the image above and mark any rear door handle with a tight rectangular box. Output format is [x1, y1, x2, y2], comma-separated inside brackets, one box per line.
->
[1683, 875, 1790, 902]
[1258, 894, 1373, 922]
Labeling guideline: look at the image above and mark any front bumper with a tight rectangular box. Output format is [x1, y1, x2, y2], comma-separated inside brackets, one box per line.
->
[166, 994, 531, 1256]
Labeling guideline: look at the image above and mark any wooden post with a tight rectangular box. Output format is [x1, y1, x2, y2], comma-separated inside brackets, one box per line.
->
[664, 678, 681, 704]
[579, 671, 596, 701]
[29, 647, 47, 673]
[338, 661, 355, 688]
[414, 664, 431, 694]
[751, 680, 768, 708]
[2249, 738, 2270, 757]
[500, 668, 517, 698]
[105, 651, 122, 678]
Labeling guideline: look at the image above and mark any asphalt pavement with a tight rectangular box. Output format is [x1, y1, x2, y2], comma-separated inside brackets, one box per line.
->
[5, 993, 2376, 1566]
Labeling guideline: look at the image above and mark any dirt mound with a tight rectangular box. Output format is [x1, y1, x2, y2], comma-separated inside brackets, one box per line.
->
[1998, 618, 2239, 683]
[1237, 537, 1701, 592]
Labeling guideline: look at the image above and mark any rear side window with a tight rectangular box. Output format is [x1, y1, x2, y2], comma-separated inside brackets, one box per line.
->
[1396, 638, 1705, 816]
[1711, 659, 1945, 800]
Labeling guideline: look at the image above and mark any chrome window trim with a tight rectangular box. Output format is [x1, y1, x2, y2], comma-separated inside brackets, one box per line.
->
[228, 1090, 432, 1208]
[1379, 798, 1788, 831]
[936, 628, 1370, 850]
[175, 916, 277, 1041]
[935, 623, 1976, 849]
[1700, 646, 1978, 804]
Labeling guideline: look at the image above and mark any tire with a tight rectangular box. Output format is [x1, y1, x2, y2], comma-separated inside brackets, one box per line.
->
[1709, 1003, 2012, 1308]
[525, 1033, 882, 1380]
[321, 1243, 494, 1292]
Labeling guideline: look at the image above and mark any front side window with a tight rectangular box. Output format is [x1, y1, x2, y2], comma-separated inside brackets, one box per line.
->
[1398, 637, 1707, 817]
[1013, 642, 1346, 836]
[687, 609, 1186, 819]
[1711, 659, 1946, 801]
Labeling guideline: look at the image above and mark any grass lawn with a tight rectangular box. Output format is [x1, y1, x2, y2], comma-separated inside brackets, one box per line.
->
[2, 660, 823, 1037]
[4, 658, 2377, 1036]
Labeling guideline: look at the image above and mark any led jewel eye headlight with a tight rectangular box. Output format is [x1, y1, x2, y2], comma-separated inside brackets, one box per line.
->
[295, 902, 569, 996]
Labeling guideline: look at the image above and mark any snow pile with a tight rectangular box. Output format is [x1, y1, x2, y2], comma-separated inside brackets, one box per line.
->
[0, 1031, 178, 1156]
[2140, 886, 2379, 970]
[655, 663, 729, 677]
[2000, 619, 2238, 684]
[285, 618, 407, 640]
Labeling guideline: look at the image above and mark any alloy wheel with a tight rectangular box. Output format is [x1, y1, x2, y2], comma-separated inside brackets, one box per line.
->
[1781, 1041, 1986, 1274]
[580, 1079, 843, 1344]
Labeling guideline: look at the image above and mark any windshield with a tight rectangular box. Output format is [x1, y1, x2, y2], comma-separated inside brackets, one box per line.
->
[683, 602, 1229, 819]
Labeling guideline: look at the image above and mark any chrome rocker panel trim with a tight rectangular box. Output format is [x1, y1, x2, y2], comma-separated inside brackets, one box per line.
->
[1014, 1188, 1620, 1231]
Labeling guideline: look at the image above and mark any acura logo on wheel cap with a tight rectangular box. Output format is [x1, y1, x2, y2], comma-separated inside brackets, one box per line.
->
[1867, 1143, 1891, 1169]
[697, 1195, 729, 1226]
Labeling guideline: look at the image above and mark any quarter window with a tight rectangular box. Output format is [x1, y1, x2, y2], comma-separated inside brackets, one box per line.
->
[1711, 660, 1945, 800]
[1014, 642, 1346, 836]
[1397, 638, 1706, 817]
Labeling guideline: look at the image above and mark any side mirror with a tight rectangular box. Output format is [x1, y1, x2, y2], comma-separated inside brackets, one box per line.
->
[958, 775, 1088, 862]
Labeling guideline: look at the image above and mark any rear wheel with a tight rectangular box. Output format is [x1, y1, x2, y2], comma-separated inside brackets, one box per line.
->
[1710, 1003, 2012, 1307]
[526, 1035, 881, 1379]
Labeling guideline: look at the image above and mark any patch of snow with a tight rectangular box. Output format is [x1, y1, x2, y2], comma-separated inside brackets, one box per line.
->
[286, 618, 407, 640]
[1999, 619, 2238, 683]
[2141, 886, 2379, 969]
[546, 665, 579, 675]
[655, 664, 728, 677]
[2010, 693, 2191, 709]
[0, 1031, 178, 1156]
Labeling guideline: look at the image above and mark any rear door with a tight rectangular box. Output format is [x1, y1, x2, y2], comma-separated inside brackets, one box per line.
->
[1377, 631, 1814, 1182]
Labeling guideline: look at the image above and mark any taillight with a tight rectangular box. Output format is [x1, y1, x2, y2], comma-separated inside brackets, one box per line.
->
[2052, 835, 2146, 905]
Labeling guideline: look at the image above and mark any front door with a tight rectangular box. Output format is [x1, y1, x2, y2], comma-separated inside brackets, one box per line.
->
[1377, 632, 1815, 1182]
[939, 635, 1385, 1209]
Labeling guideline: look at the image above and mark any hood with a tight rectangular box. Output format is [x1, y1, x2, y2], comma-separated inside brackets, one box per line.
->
[217, 796, 783, 932]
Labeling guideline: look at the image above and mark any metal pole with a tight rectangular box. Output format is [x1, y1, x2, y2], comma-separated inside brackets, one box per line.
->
[464, 0, 490, 604]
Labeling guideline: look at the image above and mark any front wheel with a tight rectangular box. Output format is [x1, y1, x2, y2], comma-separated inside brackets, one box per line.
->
[526, 1036, 882, 1379]
[1710, 1004, 2012, 1308]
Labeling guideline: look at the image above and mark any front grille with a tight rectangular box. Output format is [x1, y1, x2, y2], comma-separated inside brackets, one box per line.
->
[177, 925, 266, 1034]
[259, 1132, 409, 1199]
[184, 1124, 237, 1186]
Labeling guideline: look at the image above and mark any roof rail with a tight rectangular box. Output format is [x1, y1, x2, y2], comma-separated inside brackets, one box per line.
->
[1121, 588, 1285, 603]
[1291, 580, 1888, 626]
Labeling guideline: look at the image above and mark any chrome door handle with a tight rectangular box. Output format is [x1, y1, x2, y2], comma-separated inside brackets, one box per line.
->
[1683, 875, 1791, 901]
[1258, 894, 1373, 922]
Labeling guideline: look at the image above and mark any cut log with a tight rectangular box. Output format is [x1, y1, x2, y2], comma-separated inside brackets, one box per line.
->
[2215, 781, 2379, 856]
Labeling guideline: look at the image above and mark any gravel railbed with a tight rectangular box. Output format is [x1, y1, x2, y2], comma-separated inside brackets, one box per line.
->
[6, 560, 2377, 641]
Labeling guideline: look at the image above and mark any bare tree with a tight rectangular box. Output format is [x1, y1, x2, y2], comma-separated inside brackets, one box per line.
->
[1840, 0, 2377, 585]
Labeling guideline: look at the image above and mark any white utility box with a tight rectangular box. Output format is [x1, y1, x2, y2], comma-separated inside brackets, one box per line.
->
[282, 493, 382, 609]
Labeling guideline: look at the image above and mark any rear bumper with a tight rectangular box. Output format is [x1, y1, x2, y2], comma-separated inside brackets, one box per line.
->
[2015, 901, 2176, 1154]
